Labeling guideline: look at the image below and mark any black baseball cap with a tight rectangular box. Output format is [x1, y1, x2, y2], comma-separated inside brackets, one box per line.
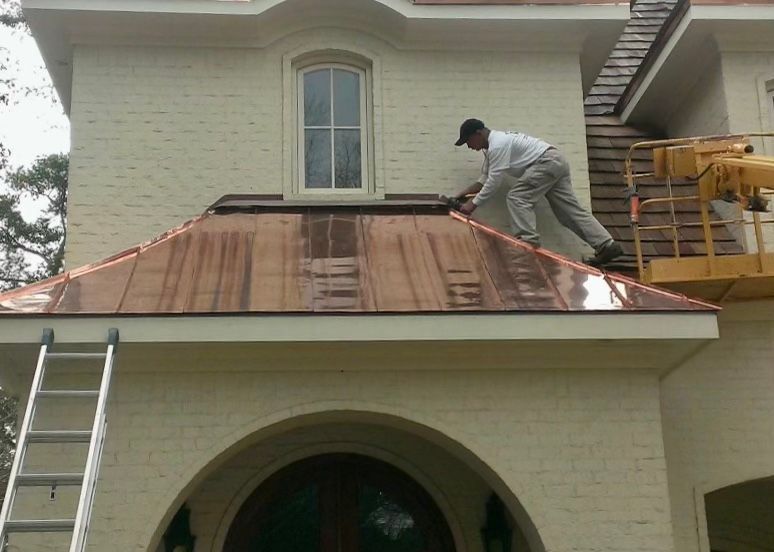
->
[454, 118, 485, 146]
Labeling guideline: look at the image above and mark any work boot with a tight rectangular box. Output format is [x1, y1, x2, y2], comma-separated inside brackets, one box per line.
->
[585, 241, 623, 268]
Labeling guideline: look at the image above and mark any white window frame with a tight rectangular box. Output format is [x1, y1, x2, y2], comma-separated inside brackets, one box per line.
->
[296, 62, 371, 194]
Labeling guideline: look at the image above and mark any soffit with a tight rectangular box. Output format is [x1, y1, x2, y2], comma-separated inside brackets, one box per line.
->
[23, 0, 627, 112]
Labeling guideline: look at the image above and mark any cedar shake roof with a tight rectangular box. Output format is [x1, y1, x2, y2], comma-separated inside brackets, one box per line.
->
[585, 0, 744, 270]
[0, 201, 714, 315]
[585, 0, 678, 117]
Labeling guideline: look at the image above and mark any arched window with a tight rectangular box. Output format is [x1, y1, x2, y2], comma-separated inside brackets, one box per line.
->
[297, 63, 369, 191]
[223, 454, 457, 552]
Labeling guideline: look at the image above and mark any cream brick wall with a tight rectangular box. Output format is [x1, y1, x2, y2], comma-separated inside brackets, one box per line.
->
[664, 54, 747, 246]
[66, 27, 593, 268]
[179, 422, 530, 552]
[9, 351, 675, 552]
[660, 305, 774, 552]
[663, 48, 774, 252]
[666, 55, 730, 139]
[719, 49, 774, 252]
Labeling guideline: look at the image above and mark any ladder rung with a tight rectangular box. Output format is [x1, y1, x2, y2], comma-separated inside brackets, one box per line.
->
[15, 473, 84, 487]
[3, 519, 76, 533]
[37, 390, 100, 399]
[45, 352, 106, 360]
[27, 430, 92, 443]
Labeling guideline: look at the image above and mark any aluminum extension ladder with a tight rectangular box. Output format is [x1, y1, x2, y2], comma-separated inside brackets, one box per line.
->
[0, 328, 119, 552]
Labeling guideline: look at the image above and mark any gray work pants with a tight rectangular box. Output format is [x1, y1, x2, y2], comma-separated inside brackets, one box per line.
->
[506, 148, 613, 250]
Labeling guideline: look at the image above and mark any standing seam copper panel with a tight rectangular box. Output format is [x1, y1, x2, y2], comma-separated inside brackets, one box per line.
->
[471, 227, 565, 310]
[413, 214, 504, 311]
[360, 214, 444, 312]
[247, 213, 312, 312]
[55, 254, 138, 313]
[118, 227, 198, 313]
[308, 211, 376, 312]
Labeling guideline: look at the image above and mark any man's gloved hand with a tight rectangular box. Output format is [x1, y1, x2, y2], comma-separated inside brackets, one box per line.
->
[440, 195, 462, 211]
[459, 200, 477, 215]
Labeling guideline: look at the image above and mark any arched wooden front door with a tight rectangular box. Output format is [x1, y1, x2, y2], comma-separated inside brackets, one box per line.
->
[224, 453, 457, 552]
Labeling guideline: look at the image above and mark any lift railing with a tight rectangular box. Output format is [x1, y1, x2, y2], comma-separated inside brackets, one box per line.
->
[624, 133, 774, 288]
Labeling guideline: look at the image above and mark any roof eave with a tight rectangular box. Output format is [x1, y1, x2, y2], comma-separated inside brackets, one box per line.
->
[23, 0, 628, 114]
[0, 312, 719, 344]
[619, 1, 774, 126]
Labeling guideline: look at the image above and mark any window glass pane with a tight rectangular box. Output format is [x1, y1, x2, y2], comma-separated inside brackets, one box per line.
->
[359, 485, 426, 552]
[304, 69, 331, 127]
[305, 129, 332, 188]
[333, 69, 360, 127]
[254, 485, 320, 552]
[334, 129, 361, 189]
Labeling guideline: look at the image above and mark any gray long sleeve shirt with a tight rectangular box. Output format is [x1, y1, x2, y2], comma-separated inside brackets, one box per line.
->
[472, 130, 552, 206]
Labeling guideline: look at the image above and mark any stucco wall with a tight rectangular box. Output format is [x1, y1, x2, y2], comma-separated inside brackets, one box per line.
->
[660, 304, 774, 552]
[8, 351, 675, 552]
[66, 26, 593, 268]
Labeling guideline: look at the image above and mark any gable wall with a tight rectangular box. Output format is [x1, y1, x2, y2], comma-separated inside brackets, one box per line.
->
[66, 27, 593, 268]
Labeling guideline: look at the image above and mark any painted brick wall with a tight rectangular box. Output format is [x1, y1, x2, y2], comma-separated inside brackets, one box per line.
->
[179, 423, 527, 552]
[66, 27, 593, 268]
[660, 306, 774, 552]
[719, 49, 774, 252]
[10, 355, 674, 552]
[666, 55, 730, 139]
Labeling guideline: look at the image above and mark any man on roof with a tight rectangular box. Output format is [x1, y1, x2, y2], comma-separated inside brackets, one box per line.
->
[452, 118, 622, 267]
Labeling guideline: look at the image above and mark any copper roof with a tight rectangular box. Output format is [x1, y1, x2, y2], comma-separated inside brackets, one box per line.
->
[0, 201, 713, 315]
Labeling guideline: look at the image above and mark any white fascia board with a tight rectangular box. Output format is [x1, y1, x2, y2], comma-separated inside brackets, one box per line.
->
[0, 313, 718, 344]
[690, 4, 774, 21]
[22, 0, 628, 21]
[620, 7, 693, 123]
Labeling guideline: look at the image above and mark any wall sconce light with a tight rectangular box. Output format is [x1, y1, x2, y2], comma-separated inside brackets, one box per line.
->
[481, 493, 512, 552]
[163, 504, 196, 552]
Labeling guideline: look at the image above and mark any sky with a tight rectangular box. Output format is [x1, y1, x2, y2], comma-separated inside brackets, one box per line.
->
[1, 21, 69, 225]
[1, 23, 70, 170]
